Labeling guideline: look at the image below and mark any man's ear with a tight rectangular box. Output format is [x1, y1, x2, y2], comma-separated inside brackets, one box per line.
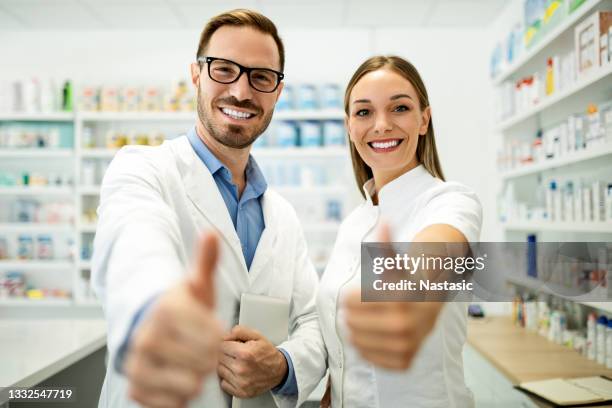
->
[190, 63, 200, 87]
[419, 106, 431, 136]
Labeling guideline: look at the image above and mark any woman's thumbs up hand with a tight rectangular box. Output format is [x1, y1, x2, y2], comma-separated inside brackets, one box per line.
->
[125, 231, 223, 408]
[344, 223, 444, 371]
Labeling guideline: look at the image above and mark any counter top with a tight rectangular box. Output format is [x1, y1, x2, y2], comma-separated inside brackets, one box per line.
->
[467, 316, 612, 384]
[0, 319, 107, 392]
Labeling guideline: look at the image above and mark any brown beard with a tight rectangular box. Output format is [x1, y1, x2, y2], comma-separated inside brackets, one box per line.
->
[196, 89, 273, 149]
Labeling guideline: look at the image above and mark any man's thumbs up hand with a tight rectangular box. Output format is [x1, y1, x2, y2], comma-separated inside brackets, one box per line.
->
[190, 231, 219, 309]
[125, 231, 223, 408]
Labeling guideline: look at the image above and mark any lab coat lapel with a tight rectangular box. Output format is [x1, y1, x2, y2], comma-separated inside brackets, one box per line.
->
[248, 192, 277, 282]
[174, 136, 247, 272]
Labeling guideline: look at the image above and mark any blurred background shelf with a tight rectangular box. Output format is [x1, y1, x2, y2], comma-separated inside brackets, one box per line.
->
[0, 149, 73, 158]
[0, 223, 73, 233]
[491, 0, 603, 85]
[500, 144, 612, 179]
[502, 221, 612, 233]
[497, 63, 612, 131]
[0, 260, 74, 271]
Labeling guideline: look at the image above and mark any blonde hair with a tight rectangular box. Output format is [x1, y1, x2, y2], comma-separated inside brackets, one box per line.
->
[197, 9, 285, 71]
[344, 55, 445, 197]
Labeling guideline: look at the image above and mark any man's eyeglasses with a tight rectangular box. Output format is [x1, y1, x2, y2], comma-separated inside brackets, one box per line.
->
[197, 56, 284, 93]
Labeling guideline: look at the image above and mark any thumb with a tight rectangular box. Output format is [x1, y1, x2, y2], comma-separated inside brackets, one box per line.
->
[189, 231, 219, 309]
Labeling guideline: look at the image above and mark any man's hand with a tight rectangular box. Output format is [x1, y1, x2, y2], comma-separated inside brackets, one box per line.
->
[344, 223, 444, 371]
[218, 326, 288, 399]
[124, 232, 223, 408]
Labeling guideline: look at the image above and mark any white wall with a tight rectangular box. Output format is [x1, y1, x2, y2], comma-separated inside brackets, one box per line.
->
[0, 26, 498, 240]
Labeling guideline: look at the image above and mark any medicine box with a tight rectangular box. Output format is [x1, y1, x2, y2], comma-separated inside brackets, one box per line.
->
[574, 11, 612, 77]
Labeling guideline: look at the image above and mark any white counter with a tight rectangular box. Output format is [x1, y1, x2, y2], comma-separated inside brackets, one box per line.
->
[0, 318, 107, 396]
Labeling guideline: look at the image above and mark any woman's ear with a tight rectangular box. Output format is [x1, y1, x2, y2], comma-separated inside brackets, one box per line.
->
[419, 106, 431, 136]
[344, 115, 353, 142]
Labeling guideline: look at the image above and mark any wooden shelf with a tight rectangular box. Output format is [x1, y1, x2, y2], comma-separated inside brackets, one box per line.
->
[468, 316, 612, 384]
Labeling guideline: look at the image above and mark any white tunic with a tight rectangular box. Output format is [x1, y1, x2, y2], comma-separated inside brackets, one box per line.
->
[317, 164, 482, 407]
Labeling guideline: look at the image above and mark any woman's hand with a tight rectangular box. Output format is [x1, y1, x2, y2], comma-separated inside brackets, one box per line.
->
[344, 293, 443, 370]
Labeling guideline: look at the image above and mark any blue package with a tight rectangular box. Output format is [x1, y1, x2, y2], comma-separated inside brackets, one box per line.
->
[321, 84, 341, 109]
[326, 200, 342, 221]
[276, 85, 293, 110]
[300, 122, 321, 147]
[297, 84, 317, 109]
[323, 121, 345, 146]
[527, 234, 537, 278]
[275, 121, 298, 147]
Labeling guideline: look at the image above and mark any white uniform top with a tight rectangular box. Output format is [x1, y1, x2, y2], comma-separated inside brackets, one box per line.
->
[317, 164, 482, 408]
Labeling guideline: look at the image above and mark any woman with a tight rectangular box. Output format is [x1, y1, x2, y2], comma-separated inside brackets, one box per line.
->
[317, 56, 482, 407]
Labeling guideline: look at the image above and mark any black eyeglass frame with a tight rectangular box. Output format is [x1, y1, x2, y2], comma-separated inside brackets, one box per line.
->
[197, 56, 284, 93]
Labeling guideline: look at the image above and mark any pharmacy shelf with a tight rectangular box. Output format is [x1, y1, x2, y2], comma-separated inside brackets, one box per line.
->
[78, 111, 195, 121]
[0, 298, 72, 307]
[0, 223, 73, 233]
[273, 108, 344, 120]
[77, 185, 101, 195]
[0, 186, 73, 196]
[502, 221, 612, 233]
[0, 112, 73, 121]
[80, 148, 119, 159]
[0, 260, 74, 271]
[252, 146, 347, 158]
[497, 63, 612, 131]
[0, 149, 73, 158]
[579, 302, 612, 314]
[507, 274, 610, 308]
[500, 144, 612, 179]
[491, 0, 603, 86]
[79, 223, 97, 233]
[74, 299, 101, 307]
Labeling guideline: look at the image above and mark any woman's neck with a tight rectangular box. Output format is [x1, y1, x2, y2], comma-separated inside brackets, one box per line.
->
[373, 159, 420, 199]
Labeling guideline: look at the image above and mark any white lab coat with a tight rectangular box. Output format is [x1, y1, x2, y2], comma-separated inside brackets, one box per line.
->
[317, 165, 482, 407]
[91, 135, 327, 408]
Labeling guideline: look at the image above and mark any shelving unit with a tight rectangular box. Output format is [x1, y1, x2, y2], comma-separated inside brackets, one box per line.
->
[493, 0, 612, 315]
[502, 221, 612, 233]
[0, 105, 350, 309]
[506, 274, 612, 313]
[497, 63, 612, 131]
[500, 143, 612, 179]
[491, 0, 604, 85]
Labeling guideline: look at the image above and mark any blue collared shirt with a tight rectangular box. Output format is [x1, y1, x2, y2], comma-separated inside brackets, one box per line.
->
[116, 128, 297, 396]
[186, 127, 266, 269]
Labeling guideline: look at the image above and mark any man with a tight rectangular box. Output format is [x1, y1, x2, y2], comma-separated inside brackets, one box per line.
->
[92, 9, 326, 408]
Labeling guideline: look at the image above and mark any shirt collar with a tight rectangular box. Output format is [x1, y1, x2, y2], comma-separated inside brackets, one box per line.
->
[187, 126, 268, 198]
[187, 126, 225, 176]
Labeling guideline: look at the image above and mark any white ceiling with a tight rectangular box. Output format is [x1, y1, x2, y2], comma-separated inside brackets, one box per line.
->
[0, 0, 508, 30]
